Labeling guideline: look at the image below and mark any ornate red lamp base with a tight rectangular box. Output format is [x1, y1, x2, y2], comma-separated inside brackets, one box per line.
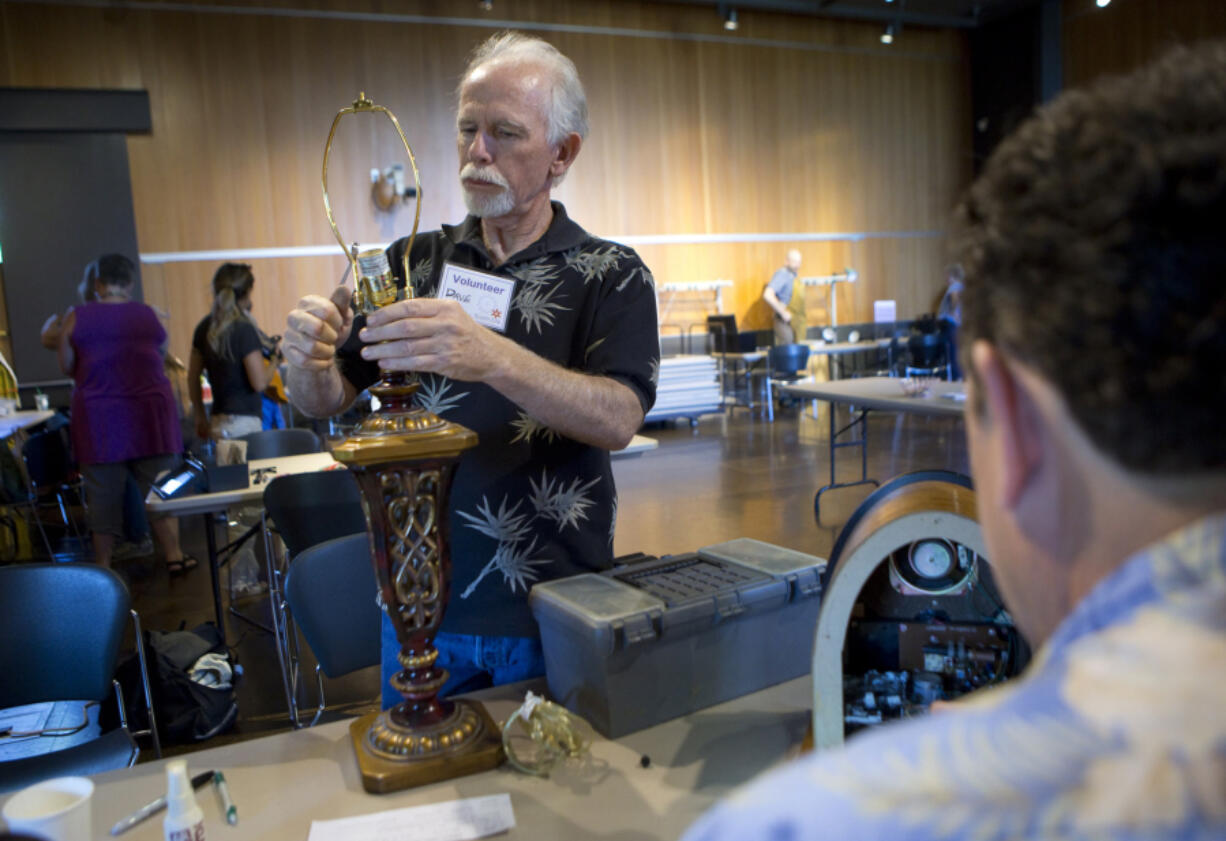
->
[348, 700, 504, 793]
[332, 373, 503, 794]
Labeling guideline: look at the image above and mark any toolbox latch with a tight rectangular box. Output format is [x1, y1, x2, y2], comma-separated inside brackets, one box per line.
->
[790, 570, 823, 599]
[714, 592, 744, 620]
[621, 613, 658, 646]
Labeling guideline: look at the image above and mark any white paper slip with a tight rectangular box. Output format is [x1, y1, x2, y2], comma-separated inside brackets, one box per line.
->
[307, 793, 515, 841]
[940, 392, 968, 402]
[437, 262, 516, 332]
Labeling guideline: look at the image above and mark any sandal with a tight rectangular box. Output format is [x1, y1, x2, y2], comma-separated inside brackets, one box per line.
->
[167, 556, 199, 576]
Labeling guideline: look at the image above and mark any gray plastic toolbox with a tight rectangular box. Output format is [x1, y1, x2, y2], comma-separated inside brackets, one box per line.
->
[528, 538, 826, 737]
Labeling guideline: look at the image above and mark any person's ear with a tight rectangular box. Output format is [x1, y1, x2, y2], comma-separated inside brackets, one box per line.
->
[971, 342, 1044, 510]
[549, 132, 582, 179]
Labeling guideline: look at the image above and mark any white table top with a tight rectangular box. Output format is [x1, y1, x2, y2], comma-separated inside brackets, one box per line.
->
[145, 451, 338, 516]
[783, 376, 967, 416]
[613, 434, 658, 458]
[711, 350, 767, 363]
[147, 437, 656, 515]
[805, 338, 892, 356]
[0, 409, 54, 439]
[9, 677, 811, 840]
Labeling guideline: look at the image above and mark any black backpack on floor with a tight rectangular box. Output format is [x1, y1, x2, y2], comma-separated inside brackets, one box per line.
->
[103, 621, 239, 745]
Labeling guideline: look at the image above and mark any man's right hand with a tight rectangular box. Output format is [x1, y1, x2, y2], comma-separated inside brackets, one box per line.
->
[283, 286, 353, 372]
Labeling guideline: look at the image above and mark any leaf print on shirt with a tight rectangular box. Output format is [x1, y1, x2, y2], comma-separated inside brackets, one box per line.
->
[409, 255, 435, 296]
[615, 263, 656, 292]
[563, 244, 623, 284]
[514, 281, 568, 334]
[584, 336, 607, 367]
[802, 713, 1103, 840]
[456, 496, 550, 599]
[416, 374, 468, 416]
[506, 256, 562, 287]
[529, 470, 600, 531]
[648, 356, 660, 388]
[459, 535, 550, 599]
[509, 411, 560, 445]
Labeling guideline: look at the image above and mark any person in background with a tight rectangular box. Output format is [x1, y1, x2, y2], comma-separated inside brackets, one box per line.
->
[683, 41, 1226, 841]
[937, 262, 964, 379]
[57, 254, 193, 573]
[188, 263, 276, 441]
[283, 31, 658, 707]
[41, 260, 153, 559]
[762, 249, 804, 345]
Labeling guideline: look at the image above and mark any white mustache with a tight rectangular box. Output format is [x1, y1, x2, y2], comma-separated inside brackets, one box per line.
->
[460, 164, 510, 190]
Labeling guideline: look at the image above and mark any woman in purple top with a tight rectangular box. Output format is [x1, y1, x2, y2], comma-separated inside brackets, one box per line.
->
[57, 254, 194, 573]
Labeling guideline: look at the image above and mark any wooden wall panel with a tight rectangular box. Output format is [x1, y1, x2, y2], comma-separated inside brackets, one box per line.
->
[1, 0, 971, 365]
[1063, 0, 1226, 88]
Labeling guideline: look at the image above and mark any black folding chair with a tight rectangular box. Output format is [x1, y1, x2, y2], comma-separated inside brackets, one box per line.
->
[262, 469, 368, 727]
[765, 343, 812, 421]
[0, 563, 160, 793]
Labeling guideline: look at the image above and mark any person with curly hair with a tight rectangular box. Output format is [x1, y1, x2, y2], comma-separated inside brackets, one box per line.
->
[684, 41, 1226, 841]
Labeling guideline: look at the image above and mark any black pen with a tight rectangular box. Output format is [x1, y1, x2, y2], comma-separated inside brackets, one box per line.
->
[110, 769, 214, 836]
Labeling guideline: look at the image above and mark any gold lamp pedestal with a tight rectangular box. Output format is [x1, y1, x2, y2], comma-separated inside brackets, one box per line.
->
[323, 95, 505, 793]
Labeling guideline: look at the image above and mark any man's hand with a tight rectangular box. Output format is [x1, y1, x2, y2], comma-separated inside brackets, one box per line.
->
[358, 298, 506, 382]
[283, 286, 353, 372]
[781, 311, 792, 323]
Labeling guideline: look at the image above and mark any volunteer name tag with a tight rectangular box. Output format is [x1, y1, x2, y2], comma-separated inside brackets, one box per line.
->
[437, 262, 516, 332]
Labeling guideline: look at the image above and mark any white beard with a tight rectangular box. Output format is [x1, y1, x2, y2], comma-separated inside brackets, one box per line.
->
[460, 164, 516, 218]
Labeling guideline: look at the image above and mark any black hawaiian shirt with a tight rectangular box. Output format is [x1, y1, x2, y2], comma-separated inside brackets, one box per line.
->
[337, 202, 659, 637]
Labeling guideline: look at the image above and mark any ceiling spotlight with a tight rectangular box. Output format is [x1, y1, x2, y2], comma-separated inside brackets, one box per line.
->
[723, 8, 738, 31]
[478, 0, 492, 9]
[881, 22, 897, 44]
[1095, 0, 1111, 6]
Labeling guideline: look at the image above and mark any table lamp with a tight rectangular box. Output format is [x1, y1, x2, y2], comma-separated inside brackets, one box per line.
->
[322, 93, 504, 793]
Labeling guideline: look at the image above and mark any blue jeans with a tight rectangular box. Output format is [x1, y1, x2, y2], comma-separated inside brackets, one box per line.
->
[379, 613, 545, 710]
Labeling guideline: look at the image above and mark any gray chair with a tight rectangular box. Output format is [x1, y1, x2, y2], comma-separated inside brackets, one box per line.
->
[239, 428, 320, 460]
[283, 533, 381, 728]
[263, 470, 369, 727]
[0, 563, 159, 793]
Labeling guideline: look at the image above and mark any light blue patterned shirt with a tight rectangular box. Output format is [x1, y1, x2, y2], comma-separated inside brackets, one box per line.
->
[682, 514, 1226, 841]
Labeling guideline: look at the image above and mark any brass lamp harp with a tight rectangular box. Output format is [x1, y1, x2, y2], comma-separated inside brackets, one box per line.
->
[321, 94, 501, 793]
[321, 91, 423, 315]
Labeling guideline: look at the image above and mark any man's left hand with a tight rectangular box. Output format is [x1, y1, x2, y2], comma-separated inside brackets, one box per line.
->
[359, 298, 507, 382]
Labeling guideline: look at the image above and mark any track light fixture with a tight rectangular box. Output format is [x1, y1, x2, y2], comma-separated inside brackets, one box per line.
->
[478, 0, 493, 9]
[1096, 0, 1111, 6]
[881, 21, 897, 44]
[723, 8, 739, 31]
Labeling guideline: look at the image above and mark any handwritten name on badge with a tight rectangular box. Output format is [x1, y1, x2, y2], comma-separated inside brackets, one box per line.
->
[437, 263, 516, 332]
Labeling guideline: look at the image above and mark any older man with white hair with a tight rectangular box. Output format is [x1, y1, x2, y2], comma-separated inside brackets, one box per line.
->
[283, 32, 659, 707]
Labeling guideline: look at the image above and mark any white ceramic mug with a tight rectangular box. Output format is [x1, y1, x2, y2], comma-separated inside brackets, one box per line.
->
[2, 776, 94, 841]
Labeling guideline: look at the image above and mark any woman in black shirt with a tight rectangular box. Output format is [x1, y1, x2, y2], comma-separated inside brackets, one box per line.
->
[188, 263, 275, 441]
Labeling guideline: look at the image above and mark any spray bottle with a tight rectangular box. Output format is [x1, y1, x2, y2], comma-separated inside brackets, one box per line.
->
[163, 760, 206, 841]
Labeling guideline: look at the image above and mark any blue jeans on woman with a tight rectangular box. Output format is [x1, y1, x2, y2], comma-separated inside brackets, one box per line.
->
[379, 613, 545, 710]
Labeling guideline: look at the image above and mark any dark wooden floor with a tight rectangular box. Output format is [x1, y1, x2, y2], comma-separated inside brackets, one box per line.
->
[113, 401, 968, 758]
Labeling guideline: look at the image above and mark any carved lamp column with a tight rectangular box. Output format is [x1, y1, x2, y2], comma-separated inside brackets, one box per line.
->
[332, 392, 503, 793]
[323, 94, 504, 793]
